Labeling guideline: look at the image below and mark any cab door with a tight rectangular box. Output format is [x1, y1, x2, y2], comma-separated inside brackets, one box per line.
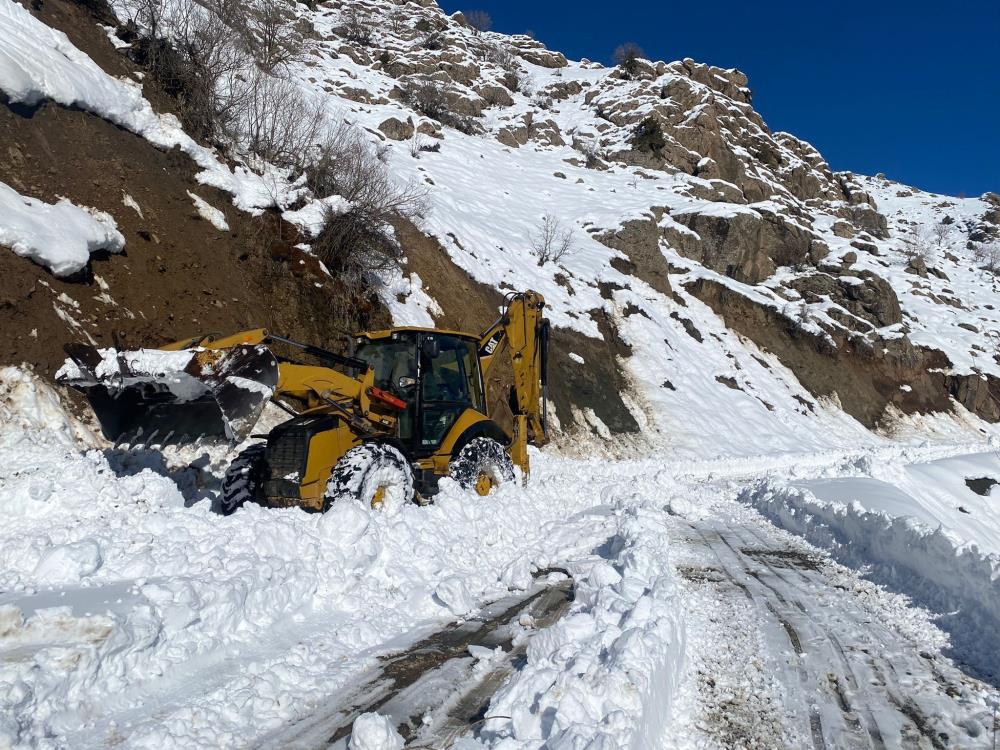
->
[414, 334, 485, 456]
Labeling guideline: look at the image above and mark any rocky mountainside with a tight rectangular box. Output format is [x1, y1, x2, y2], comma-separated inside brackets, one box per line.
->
[1, 0, 999, 453]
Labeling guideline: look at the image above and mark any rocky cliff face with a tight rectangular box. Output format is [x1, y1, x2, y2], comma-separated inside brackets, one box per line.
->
[2, 0, 999, 449]
[293, 0, 999, 434]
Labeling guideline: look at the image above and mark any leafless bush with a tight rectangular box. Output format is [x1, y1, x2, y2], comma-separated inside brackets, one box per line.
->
[341, 8, 374, 45]
[117, 0, 167, 40]
[973, 241, 1000, 273]
[614, 41, 645, 79]
[572, 136, 603, 169]
[530, 214, 573, 266]
[932, 222, 950, 246]
[532, 93, 553, 110]
[514, 70, 534, 96]
[386, 6, 407, 34]
[124, 0, 248, 142]
[420, 31, 444, 50]
[402, 80, 476, 132]
[307, 124, 428, 289]
[465, 10, 492, 33]
[483, 41, 515, 70]
[238, 0, 303, 71]
[234, 71, 326, 168]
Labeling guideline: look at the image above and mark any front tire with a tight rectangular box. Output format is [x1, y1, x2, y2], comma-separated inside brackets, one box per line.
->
[324, 443, 414, 512]
[220, 443, 266, 515]
[449, 437, 515, 496]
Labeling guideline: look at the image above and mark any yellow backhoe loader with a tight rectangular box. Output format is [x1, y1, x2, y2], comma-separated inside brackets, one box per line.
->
[58, 291, 550, 513]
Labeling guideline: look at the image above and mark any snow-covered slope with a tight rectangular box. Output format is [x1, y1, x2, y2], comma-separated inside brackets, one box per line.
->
[176, 0, 999, 441]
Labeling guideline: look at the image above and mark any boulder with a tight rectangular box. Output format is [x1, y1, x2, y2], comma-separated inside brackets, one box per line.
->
[672, 208, 814, 283]
[378, 117, 415, 141]
[596, 217, 673, 295]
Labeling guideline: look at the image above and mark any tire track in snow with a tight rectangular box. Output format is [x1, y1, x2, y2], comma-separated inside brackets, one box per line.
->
[257, 571, 574, 749]
[676, 518, 991, 749]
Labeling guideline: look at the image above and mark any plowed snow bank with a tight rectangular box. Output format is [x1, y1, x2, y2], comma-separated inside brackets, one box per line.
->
[742, 476, 1000, 682]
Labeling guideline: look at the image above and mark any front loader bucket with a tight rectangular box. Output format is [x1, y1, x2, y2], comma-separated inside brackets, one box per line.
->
[57, 343, 279, 446]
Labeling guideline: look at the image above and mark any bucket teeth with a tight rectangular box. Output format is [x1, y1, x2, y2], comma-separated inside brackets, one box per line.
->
[58, 343, 279, 446]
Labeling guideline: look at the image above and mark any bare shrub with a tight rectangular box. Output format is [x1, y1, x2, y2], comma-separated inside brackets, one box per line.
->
[465, 10, 492, 33]
[124, 0, 248, 142]
[341, 8, 374, 45]
[633, 116, 666, 155]
[514, 70, 534, 95]
[483, 41, 515, 70]
[572, 136, 603, 169]
[235, 71, 326, 168]
[932, 222, 950, 246]
[974, 241, 1000, 273]
[420, 31, 444, 50]
[238, 0, 303, 71]
[117, 0, 167, 40]
[402, 80, 476, 132]
[614, 41, 645, 79]
[531, 93, 553, 110]
[307, 125, 428, 288]
[530, 214, 573, 266]
[386, 7, 407, 34]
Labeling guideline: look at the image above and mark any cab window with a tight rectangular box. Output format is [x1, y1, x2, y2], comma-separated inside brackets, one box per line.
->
[420, 338, 483, 411]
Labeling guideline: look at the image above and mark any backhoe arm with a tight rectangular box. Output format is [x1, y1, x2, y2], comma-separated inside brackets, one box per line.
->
[478, 291, 550, 474]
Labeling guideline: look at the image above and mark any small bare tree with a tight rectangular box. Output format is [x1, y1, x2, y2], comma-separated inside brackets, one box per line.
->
[234, 71, 326, 169]
[239, 0, 303, 71]
[614, 42, 646, 79]
[466, 10, 492, 33]
[530, 214, 573, 266]
[983, 242, 1000, 274]
[342, 8, 375, 45]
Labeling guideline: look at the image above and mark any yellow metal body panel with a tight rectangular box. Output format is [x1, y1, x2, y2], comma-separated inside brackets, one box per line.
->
[295, 421, 359, 511]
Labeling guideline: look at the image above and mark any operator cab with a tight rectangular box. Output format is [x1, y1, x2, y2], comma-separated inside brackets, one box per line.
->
[354, 330, 486, 455]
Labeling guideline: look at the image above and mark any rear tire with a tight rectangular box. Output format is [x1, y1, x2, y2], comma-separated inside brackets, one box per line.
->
[220, 443, 266, 515]
[449, 437, 514, 496]
[324, 443, 414, 513]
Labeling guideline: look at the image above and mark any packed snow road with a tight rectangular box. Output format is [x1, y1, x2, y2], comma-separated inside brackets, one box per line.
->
[665, 512, 996, 749]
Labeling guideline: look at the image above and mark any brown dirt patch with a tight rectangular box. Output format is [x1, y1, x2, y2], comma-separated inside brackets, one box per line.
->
[0, 0, 387, 381]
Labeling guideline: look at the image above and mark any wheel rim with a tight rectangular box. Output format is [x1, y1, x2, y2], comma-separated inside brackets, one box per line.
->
[371, 485, 387, 510]
[474, 473, 494, 497]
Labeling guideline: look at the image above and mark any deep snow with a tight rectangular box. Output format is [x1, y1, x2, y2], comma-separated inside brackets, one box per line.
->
[2, 367, 1000, 749]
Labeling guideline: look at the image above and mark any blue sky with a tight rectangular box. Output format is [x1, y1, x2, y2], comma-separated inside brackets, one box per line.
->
[438, 1, 999, 197]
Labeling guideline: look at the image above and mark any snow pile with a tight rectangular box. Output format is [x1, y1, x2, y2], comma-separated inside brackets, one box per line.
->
[0, 180, 125, 276]
[0, 367, 689, 749]
[349, 713, 404, 750]
[481, 503, 685, 749]
[741, 474, 1000, 681]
